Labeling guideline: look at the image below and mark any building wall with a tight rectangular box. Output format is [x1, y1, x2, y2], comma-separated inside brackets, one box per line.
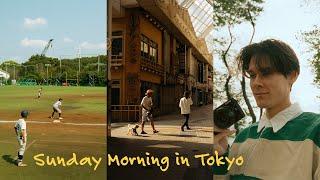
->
[112, 9, 165, 106]
[163, 30, 170, 75]
[111, 18, 127, 105]
[189, 53, 196, 78]
[111, 7, 213, 120]
[124, 9, 141, 105]
[140, 71, 161, 84]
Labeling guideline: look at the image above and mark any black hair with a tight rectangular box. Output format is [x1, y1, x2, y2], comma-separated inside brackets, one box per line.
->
[184, 91, 190, 98]
[237, 39, 300, 77]
[21, 110, 29, 118]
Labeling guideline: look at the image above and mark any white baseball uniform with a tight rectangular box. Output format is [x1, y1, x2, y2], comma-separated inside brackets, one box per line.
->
[53, 100, 62, 113]
[15, 118, 27, 158]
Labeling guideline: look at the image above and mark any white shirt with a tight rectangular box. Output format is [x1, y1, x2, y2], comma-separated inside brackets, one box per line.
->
[257, 102, 303, 133]
[141, 96, 153, 111]
[53, 100, 62, 108]
[179, 97, 193, 114]
[15, 118, 27, 137]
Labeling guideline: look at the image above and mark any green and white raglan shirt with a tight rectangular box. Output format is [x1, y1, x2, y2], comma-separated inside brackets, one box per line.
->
[213, 103, 320, 180]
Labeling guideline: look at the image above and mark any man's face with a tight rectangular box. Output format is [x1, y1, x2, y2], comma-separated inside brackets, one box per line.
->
[147, 92, 153, 97]
[247, 58, 296, 109]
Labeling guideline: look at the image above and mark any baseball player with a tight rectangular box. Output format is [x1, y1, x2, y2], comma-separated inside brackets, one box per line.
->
[14, 110, 29, 167]
[50, 98, 63, 120]
[37, 87, 43, 99]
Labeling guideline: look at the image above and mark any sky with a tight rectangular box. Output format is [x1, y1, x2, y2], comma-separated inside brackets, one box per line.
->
[213, 0, 320, 113]
[0, 0, 106, 63]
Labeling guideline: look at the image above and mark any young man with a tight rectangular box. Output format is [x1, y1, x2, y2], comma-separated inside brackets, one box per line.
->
[50, 98, 63, 120]
[179, 91, 193, 131]
[14, 110, 29, 167]
[213, 39, 320, 179]
[140, 89, 159, 134]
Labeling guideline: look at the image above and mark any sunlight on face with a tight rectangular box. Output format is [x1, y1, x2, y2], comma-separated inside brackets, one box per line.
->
[247, 58, 293, 110]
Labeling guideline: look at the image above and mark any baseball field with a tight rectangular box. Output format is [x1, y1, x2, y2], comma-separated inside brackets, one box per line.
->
[0, 85, 106, 180]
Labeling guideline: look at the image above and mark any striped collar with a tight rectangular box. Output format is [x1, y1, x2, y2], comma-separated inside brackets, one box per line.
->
[257, 103, 303, 133]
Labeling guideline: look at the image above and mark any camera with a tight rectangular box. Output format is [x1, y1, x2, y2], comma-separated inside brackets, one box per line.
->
[213, 98, 245, 130]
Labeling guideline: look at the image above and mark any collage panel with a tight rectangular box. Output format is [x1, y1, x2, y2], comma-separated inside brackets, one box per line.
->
[107, 1, 214, 180]
[0, 1, 106, 179]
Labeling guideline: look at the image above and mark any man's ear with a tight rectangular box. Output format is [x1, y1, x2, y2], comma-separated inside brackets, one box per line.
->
[288, 71, 299, 84]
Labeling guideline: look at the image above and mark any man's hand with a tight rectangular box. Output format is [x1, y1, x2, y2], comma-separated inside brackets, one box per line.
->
[214, 126, 236, 155]
[21, 130, 26, 144]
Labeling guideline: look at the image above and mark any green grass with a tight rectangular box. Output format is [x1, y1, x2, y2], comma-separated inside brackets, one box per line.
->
[0, 124, 106, 180]
[0, 85, 106, 123]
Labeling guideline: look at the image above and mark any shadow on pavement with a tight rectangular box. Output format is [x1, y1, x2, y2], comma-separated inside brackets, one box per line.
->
[107, 137, 213, 180]
[156, 133, 211, 138]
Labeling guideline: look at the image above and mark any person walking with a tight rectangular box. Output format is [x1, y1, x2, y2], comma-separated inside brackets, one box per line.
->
[140, 89, 159, 134]
[179, 91, 193, 131]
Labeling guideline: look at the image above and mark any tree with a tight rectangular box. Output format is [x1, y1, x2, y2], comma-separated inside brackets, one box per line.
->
[299, 0, 320, 97]
[0, 60, 21, 81]
[213, 0, 264, 133]
[301, 26, 320, 89]
[213, 0, 264, 27]
[4, 54, 107, 86]
[240, 3, 259, 124]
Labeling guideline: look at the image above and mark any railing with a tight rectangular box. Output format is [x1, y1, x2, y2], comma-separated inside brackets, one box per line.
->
[111, 59, 123, 67]
[111, 55, 123, 66]
[111, 105, 141, 122]
[140, 58, 164, 76]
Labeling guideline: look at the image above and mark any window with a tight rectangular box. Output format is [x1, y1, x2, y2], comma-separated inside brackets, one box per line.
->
[141, 34, 158, 63]
[112, 31, 123, 59]
[140, 41, 144, 55]
[198, 62, 204, 83]
[144, 43, 148, 54]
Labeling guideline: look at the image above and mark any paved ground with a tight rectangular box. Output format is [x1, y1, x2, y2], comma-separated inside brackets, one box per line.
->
[107, 104, 214, 180]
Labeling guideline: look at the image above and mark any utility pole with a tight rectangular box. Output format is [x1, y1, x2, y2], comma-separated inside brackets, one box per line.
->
[78, 47, 81, 74]
[77, 71, 79, 86]
[4, 62, 10, 84]
[59, 56, 62, 74]
[45, 64, 51, 85]
[13, 64, 15, 80]
[98, 56, 100, 73]
[24, 66, 27, 76]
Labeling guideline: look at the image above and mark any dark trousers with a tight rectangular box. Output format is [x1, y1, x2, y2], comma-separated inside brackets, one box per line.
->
[182, 114, 190, 128]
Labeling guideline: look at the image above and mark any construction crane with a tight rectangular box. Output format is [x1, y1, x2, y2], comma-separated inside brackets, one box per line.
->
[41, 39, 54, 56]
